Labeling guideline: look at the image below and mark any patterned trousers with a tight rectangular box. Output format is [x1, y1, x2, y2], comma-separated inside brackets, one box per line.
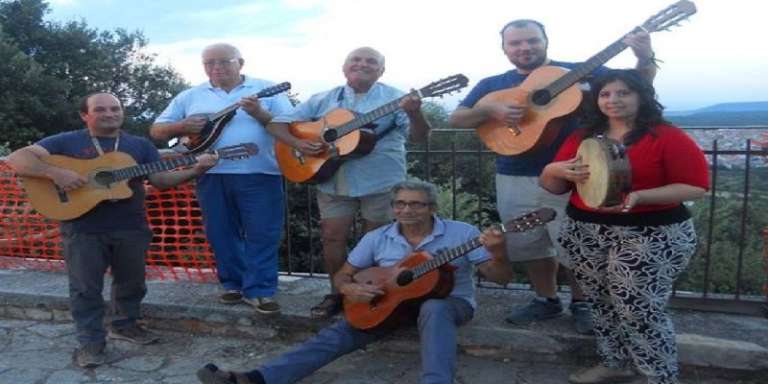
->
[559, 218, 696, 384]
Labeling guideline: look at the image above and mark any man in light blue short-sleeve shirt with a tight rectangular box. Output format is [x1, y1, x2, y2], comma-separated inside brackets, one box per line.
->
[151, 43, 294, 315]
[267, 47, 432, 319]
[197, 180, 514, 384]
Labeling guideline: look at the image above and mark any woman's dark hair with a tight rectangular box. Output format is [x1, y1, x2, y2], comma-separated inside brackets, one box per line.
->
[582, 69, 667, 145]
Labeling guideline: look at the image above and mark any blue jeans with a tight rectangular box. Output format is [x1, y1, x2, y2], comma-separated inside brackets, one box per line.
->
[196, 173, 284, 298]
[255, 297, 474, 384]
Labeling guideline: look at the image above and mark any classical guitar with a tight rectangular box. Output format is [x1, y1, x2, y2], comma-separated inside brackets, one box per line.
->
[276, 74, 468, 184]
[476, 0, 696, 155]
[344, 208, 556, 331]
[168, 82, 291, 154]
[20, 143, 258, 221]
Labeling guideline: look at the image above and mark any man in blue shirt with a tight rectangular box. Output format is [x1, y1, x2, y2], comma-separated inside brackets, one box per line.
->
[7, 93, 218, 368]
[197, 180, 514, 384]
[266, 47, 432, 319]
[151, 43, 295, 314]
[449, 19, 657, 334]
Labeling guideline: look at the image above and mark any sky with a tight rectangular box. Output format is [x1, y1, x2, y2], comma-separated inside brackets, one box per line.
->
[45, 0, 767, 111]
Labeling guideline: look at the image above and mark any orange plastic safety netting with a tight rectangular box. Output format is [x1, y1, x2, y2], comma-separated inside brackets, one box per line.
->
[0, 160, 218, 282]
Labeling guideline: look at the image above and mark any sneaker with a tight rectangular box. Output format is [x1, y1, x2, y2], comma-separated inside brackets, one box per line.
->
[196, 363, 262, 384]
[505, 297, 563, 325]
[108, 324, 160, 345]
[219, 290, 243, 305]
[74, 341, 106, 368]
[310, 294, 343, 320]
[569, 364, 638, 384]
[570, 301, 594, 335]
[243, 297, 280, 315]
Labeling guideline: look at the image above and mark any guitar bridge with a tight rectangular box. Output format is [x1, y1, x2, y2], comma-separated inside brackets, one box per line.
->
[292, 149, 305, 165]
[54, 185, 69, 203]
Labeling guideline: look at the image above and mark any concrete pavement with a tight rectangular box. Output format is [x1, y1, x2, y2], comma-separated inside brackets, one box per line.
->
[1, 268, 767, 383]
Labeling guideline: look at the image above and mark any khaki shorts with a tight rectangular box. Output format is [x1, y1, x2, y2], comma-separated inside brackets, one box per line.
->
[316, 190, 393, 223]
[495, 174, 570, 266]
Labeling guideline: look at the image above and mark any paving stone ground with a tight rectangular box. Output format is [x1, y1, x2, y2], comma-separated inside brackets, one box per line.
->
[0, 317, 763, 384]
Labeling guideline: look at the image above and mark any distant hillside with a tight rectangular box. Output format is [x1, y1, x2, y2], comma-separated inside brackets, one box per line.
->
[666, 101, 768, 116]
[664, 101, 768, 126]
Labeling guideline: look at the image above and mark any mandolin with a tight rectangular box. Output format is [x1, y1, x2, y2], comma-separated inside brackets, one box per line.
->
[168, 82, 291, 154]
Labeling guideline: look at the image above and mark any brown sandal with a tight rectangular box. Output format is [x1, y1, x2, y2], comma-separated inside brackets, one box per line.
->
[310, 294, 343, 319]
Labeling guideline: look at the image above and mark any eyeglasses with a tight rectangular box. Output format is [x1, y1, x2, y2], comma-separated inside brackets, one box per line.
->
[391, 200, 433, 209]
[203, 58, 239, 67]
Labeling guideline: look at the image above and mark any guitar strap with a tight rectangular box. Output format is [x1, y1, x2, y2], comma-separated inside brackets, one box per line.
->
[91, 134, 120, 156]
[335, 85, 399, 141]
[90, 133, 121, 201]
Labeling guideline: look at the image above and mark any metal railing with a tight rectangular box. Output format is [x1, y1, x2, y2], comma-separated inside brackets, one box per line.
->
[282, 126, 768, 316]
[1, 126, 767, 316]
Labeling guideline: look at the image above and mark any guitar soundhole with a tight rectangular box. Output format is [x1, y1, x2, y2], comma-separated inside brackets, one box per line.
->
[322, 129, 338, 143]
[93, 171, 116, 187]
[531, 89, 552, 106]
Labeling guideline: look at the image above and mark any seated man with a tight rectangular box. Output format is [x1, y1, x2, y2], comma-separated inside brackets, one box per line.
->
[197, 180, 515, 384]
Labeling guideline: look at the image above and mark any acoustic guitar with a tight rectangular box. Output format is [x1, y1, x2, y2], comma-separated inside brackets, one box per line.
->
[20, 143, 258, 221]
[476, 0, 697, 156]
[168, 82, 291, 154]
[344, 208, 556, 331]
[276, 74, 468, 184]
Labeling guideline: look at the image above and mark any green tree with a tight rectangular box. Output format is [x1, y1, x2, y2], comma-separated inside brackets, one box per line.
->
[0, 25, 67, 147]
[0, 0, 188, 147]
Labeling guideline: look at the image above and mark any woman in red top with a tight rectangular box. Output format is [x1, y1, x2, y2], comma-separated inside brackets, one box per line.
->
[540, 69, 709, 384]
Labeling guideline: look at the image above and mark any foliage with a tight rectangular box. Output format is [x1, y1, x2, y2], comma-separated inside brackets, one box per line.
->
[678, 168, 768, 295]
[0, 0, 187, 148]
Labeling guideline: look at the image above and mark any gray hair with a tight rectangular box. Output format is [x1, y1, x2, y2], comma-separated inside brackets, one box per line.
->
[202, 43, 243, 59]
[390, 180, 439, 205]
[346, 46, 386, 67]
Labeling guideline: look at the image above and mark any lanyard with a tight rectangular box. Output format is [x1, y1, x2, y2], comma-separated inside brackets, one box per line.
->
[91, 134, 120, 156]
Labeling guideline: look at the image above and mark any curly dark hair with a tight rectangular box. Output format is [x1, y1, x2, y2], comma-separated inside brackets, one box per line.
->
[582, 69, 667, 145]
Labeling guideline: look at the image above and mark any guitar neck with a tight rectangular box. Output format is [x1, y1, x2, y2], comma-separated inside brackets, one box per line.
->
[546, 35, 631, 98]
[334, 94, 411, 138]
[111, 155, 199, 182]
[410, 235, 484, 280]
[208, 87, 284, 121]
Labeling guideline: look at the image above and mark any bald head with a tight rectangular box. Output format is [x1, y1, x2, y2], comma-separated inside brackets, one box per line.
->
[202, 43, 244, 90]
[345, 47, 385, 67]
[342, 47, 385, 93]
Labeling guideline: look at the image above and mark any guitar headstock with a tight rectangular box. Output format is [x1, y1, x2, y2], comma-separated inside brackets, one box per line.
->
[640, 0, 697, 33]
[213, 143, 259, 160]
[257, 82, 292, 98]
[417, 74, 469, 98]
[502, 208, 557, 233]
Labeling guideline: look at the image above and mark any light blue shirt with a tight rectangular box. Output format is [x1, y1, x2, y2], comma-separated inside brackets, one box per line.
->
[272, 82, 410, 197]
[155, 76, 294, 174]
[346, 216, 491, 309]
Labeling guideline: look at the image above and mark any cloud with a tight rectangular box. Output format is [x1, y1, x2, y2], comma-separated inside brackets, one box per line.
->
[177, 3, 268, 22]
[145, 0, 768, 110]
[48, 0, 79, 5]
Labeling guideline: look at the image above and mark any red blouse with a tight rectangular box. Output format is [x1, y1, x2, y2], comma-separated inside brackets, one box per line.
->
[553, 124, 710, 213]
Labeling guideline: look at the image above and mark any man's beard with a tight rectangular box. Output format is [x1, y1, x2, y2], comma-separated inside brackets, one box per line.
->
[514, 55, 547, 72]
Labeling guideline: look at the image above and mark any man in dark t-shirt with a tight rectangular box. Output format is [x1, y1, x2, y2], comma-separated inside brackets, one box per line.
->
[449, 19, 657, 334]
[7, 93, 217, 368]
